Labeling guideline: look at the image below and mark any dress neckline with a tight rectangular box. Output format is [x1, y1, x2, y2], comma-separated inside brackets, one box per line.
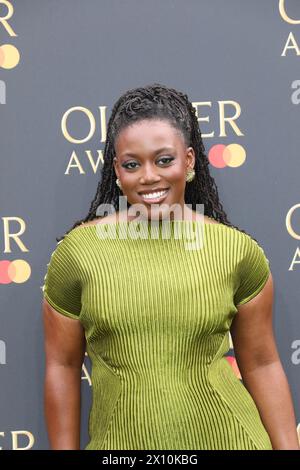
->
[74, 218, 230, 231]
[67, 219, 234, 247]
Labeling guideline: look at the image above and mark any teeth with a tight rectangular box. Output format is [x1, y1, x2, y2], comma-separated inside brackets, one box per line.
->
[141, 190, 168, 199]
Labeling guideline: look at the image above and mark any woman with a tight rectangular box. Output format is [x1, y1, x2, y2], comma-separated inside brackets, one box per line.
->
[42, 83, 299, 450]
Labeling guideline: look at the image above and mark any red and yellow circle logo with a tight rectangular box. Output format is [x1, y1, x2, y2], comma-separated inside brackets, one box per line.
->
[0, 44, 20, 69]
[208, 144, 246, 168]
[226, 356, 242, 379]
[0, 259, 31, 284]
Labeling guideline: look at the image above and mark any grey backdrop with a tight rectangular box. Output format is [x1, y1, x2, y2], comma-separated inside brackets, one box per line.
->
[0, 0, 299, 449]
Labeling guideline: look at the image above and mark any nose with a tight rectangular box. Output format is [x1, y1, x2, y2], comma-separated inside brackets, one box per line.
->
[139, 161, 161, 184]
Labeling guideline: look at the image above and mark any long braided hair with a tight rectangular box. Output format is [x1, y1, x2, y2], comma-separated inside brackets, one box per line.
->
[57, 83, 255, 242]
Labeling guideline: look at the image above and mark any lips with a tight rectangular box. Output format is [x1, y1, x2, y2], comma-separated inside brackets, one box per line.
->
[138, 188, 169, 195]
[139, 188, 170, 203]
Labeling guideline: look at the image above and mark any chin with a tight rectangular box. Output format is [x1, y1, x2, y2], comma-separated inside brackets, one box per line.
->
[148, 206, 174, 222]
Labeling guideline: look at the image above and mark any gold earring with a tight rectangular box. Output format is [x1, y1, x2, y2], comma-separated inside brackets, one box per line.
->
[186, 169, 195, 183]
[116, 178, 122, 190]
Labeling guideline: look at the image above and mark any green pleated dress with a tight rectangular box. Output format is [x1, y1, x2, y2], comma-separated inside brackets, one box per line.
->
[42, 219, 273, 450]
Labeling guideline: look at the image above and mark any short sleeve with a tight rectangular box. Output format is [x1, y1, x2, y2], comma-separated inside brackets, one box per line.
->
[42, 234, 82, 319]
[234, 234, 271, 307]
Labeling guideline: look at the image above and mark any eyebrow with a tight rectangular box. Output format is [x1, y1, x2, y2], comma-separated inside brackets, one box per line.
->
[121, 147, 176, 158]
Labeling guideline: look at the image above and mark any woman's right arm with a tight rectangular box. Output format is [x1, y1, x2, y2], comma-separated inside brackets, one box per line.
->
[43, 298, 86, 450]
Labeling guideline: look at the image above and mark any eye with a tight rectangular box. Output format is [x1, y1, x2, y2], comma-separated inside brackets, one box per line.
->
[121, 156, 174, 170]
[122, 162, 139, 170]
[157, 157, 174, 165]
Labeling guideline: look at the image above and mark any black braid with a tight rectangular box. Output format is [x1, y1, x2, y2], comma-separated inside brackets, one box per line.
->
[56, 83, 258, 243]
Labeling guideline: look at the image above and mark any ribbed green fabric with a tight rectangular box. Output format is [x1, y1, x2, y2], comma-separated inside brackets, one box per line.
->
[42, 219, 273, 450]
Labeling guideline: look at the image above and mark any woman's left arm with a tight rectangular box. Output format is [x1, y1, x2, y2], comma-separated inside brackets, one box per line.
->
[230, 273, 300, 450]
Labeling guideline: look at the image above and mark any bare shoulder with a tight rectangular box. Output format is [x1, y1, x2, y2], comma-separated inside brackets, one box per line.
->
[190, 210, 221, 225]
[203, 216, 221, 225]
[78, 213, 120, 228]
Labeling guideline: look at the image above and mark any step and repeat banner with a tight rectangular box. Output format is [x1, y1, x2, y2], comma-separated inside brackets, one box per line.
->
[0, 1, 299, 450]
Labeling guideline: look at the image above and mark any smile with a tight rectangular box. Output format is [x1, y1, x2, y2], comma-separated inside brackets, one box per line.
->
[139, 188, 169, 203]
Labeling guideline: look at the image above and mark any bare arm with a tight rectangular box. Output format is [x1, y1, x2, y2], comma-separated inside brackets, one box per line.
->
[230, 273, 300, 450]
[43, 298, 86, 450]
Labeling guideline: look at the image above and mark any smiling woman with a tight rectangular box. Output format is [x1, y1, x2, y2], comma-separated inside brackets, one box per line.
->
[56, 84, 253, 233]
[113, 119, 194, 218]
[42, 83, 299, 450]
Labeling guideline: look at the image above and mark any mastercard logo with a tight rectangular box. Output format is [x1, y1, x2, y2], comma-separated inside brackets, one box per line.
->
[225, 355, 242, 380]
[208, 144, 246, 168]
[0, 44, 20, 69]
[0, 260, 31, 284]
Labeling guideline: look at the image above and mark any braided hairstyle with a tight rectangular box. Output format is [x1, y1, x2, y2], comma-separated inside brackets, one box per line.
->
[57, 83, 255, 242]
